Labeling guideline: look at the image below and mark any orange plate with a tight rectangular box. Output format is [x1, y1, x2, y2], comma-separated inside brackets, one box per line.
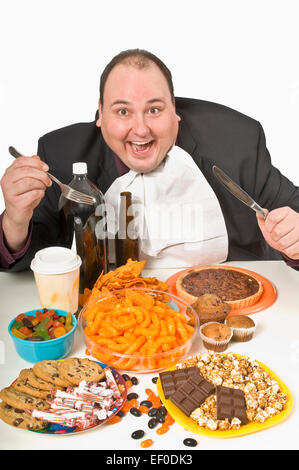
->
[166, 265, 277, 316]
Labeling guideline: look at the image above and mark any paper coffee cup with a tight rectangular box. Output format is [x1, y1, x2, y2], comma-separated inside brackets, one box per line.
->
[31, 247, 82, 314]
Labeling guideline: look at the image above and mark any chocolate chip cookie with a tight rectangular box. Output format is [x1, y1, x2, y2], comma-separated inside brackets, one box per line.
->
[0, 386, 50, 411]
[19, 368, 56, 391]
[33, 360, 74, 388]
[0, 402, 47, 430]
[12, 378, 52, 400]
[58, 358, 105, 385]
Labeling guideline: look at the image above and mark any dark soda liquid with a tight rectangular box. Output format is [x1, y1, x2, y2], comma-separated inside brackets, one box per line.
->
[59, 184, 108, 294]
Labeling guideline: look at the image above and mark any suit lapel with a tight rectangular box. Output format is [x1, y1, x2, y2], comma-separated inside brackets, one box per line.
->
[95, 135, 118, 194]
[176, 118, 204, 171]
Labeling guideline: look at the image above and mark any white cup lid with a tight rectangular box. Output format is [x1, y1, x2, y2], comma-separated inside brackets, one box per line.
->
[73, 162, 87, 174]
[30, 247, 82, 274]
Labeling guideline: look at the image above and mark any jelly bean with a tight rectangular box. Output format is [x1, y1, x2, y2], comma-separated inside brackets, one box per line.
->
[148, 407, 158, 417]
[140, 439, 153, 448]
[122, 374, 131, 381]
[183, 438, 198, 447]
[126, 380, 133, 389]
[140, 400, 152, 408]
[152, 377, 158, 384]
[107, 415, 121, 424]
[131, 377, 139, 385]
[165, 414, 175, 426]
[129, 399, 138, 409]
[127, 393, 139, 401]
[121, 401, 131, 413]
[131, 430, 145, 440]
[148, 417, 158, 429]
[157, 406, 167, 417]
[157, 416, 165, 424]
[145, 388, 155, 397]
[139, 405, 149, 414]
[156, 424, 169, 435]
[130, 407, 142, 417]
[152, 398, 162, 408]
[116, 410, 125, 418]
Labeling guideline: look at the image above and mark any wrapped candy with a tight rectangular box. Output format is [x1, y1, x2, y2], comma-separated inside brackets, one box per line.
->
[33, 372, 124, 429]
[104, 368, 121, 398]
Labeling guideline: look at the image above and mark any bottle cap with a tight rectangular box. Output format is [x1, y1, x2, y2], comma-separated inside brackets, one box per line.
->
[30, 247, 82, 274]
[72, 162, 87, 174]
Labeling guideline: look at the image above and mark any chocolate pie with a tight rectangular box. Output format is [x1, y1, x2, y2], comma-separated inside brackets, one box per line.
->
[176, 266, 263, 309]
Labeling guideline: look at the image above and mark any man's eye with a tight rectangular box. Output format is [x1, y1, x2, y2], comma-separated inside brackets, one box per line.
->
[149, 107, 160, 115]
[118, 108, 128, 116]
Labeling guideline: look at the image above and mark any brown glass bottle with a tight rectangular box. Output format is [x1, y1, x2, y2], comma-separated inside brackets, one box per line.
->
[115, 192, 139, 267]
[59, 162, 108, 294]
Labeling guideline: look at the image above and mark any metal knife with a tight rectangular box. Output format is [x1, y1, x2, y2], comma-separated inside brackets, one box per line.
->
[212, 165, 267, 219]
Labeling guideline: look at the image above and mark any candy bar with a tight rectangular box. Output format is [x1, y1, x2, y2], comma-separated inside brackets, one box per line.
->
[216, 386, 247, 423]
[169, 373, 215, 416]
[159, 367, 201, 399]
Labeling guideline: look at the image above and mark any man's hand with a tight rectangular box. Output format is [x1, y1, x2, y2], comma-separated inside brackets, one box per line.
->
[0, 155, 52, 252]
[257, 206, 299, 260]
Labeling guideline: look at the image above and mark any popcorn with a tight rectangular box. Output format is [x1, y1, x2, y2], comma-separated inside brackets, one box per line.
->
[179, 352, 287, 431]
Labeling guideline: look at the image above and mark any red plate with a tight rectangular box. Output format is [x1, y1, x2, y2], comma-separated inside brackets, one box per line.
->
[166, 265, 277, 316]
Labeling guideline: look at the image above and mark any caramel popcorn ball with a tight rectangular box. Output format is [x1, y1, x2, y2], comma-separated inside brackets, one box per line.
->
[179, 352, 287, 431]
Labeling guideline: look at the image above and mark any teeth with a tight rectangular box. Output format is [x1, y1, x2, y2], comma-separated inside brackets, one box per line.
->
[131, 141, 151, 145]
[130, 141, 152, 152]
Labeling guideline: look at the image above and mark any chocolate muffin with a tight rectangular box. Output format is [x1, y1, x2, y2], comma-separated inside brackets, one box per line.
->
[187, 293, 231, 326]
[225, 315, 256, 342]
[199, 322, 232, 352]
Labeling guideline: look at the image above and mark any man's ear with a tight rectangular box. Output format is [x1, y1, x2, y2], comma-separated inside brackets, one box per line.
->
[96, 100, 102, 127]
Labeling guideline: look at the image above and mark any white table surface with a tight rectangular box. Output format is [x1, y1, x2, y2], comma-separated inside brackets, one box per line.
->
[0, 260, 298, 451]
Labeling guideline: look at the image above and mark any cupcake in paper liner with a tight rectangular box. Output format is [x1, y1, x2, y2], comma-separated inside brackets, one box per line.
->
[225, 315, 256, 342]
[199, 322, 232, 352]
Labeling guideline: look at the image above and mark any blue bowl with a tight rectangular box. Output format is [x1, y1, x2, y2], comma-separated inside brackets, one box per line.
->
[8, 309, 77, 363]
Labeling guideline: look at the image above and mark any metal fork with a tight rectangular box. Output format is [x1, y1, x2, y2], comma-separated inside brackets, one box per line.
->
[8, 146, 95, 206]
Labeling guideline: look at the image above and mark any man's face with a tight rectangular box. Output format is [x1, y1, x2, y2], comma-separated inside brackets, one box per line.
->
[96, 62, 181, 173]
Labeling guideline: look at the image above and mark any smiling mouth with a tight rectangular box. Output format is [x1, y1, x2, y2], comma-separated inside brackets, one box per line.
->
[130, 141, 153, 153]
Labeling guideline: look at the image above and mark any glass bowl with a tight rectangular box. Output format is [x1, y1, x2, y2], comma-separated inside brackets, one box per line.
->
[79, 288, 199, 373]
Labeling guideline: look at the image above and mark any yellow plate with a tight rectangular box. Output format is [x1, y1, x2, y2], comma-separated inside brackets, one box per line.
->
[157, 354, 293, 438]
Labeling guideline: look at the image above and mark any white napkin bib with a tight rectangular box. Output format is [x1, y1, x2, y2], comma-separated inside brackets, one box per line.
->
[104, 146, 228, 268]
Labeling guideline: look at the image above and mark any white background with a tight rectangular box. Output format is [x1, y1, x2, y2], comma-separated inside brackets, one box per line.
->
[1, 0, 299, 213]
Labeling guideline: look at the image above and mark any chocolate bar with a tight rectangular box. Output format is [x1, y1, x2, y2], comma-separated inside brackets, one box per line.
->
[169, 374, 215, 416]
[216, 386, 247, 423]
[159, 367, 200, 399]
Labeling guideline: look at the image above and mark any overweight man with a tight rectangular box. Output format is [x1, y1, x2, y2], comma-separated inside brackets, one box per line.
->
[1, 49, 299, 270]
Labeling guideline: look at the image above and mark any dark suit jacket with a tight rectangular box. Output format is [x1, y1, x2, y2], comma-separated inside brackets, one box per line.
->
[4, 97, 299, 271]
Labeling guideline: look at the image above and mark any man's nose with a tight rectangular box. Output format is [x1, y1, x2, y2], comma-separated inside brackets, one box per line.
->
[131, 113, 150, 137]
